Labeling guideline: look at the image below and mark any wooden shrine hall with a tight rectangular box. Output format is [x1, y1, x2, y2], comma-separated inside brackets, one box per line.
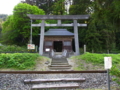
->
[27, 14, 90, 55]
[42, 29, 74, 52]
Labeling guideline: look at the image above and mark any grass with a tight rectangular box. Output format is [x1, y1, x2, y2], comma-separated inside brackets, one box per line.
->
[70, 52, 120, 87]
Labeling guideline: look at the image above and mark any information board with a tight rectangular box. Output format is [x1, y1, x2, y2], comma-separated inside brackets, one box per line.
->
[104, 57, 112, 69]
[27, 44, 35, 49]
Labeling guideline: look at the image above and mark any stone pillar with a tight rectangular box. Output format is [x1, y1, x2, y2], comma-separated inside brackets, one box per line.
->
[73, 20, 80, 55]
[30, 19, 32, 44]
[39, 20, 45, 55]
[84, 44, 86, 53]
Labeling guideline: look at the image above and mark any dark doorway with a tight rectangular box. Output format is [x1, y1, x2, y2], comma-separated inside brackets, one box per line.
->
[53, 41, 63, 52]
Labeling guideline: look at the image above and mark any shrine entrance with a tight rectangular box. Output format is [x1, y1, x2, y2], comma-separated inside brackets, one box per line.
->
[27, 14, 90, 55]
[53, 41, 63, 52]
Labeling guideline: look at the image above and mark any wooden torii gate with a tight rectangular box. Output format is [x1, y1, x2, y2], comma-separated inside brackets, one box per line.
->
[27, 14, 89, 55]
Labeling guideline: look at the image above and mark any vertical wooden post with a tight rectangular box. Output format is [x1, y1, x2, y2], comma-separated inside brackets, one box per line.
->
[30, 19, 32, 44]
[74, 20, 80, 55]
[84, 44, 86, 53]
[57, 20, 61, 26]
[39, 20, 45, 55]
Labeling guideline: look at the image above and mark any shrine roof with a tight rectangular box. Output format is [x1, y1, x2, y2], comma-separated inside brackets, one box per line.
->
[42, 29, 74, 36]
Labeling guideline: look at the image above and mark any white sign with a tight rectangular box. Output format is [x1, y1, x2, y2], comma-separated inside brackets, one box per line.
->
[27, 44, 35, 49]
[104, 57, 112, 69]
[46, 48, 50, 51]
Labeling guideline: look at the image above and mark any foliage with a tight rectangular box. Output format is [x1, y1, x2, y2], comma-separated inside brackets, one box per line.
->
[0, 53, 39, 70]
[0, 45, 28, 53]
[25, 0, 66, 15]
[69, 0, 91, 15]
[69, 0, 120, 52]
[111, 66, 120, 85]
[84, 0, 120, 52]
[76, 52, 120, 84]
[1, 3, 45, 45]
[52, 0, 65, 15]
[0, 14, 7, 36]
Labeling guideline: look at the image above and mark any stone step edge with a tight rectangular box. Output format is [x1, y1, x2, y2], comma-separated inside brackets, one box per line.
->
[31, 84, 79, 89]
[48, 67, 71, 69]
[24, 78, 85, 84]
[51, 63, 68, 64]
[48, 65, 72, 67]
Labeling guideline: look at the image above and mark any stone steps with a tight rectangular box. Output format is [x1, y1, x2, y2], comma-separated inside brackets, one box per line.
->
[49, 67, 71, 70]
[31, 84, 79, 89]
[51, 61, 68, 63]
[49, 59, 72, 70]
[24, 78, 86, 84]
[51, 62, 68, 64]
[24, 78, 86, 89]
[48, 51, 72, 70]
[49, 65, 72, 67]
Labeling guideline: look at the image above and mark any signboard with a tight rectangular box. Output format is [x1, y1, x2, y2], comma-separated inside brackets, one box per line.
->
[27, 44, 35, 49]
[46, 48, 50, 52]
[104, 57, 112, 69]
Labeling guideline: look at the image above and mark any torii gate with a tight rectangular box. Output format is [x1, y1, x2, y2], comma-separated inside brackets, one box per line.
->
[27, 14, 89, 55]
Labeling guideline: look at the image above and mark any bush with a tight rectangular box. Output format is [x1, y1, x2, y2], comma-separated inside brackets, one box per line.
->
[0, 53, 39, 69]
[0, 45, 34, 53]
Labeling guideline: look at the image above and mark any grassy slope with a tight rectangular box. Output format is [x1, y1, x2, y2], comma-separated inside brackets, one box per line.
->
[70, 52, 120, 85]
[0, 53, 50, 70]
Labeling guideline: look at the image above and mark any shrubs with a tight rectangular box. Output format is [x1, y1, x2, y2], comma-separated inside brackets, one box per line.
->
[0, 53, 39, 69]
[0, 45, 29, 53]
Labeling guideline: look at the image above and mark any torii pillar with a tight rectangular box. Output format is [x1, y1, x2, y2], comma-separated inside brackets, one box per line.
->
[39, 20, 45, 55]
[74, 20, 80, 55]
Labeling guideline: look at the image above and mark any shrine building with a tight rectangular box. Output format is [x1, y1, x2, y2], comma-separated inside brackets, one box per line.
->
[41, 29, 74, 52]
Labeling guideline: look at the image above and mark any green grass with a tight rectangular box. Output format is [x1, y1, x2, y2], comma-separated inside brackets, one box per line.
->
[73, 52, 120, 85]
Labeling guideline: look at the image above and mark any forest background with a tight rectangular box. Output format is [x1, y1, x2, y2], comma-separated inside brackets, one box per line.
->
[0, 0, 120, 53]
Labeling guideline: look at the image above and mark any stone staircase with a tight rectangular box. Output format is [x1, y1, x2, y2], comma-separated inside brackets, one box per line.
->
[48, 58, 72, 70]
[48, 50, 72, 70]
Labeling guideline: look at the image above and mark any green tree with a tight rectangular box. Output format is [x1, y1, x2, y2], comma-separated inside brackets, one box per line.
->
[1, 3, 45, 45]
[25, 0, 55, 15]
[69, 0, 91, 49]
[84, 18, 102, 52]
[0, 14, 7, 37]
[84, 0, 120, 52]
[69, 0, 91, 15]
[1, 15, 15, 44]
[52, 0, 65, 15]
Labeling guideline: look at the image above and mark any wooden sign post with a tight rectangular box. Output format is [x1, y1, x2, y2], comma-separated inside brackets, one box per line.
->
[104, 57, 112, 90]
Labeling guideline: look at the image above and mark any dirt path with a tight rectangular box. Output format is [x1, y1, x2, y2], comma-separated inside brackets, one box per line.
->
[34, 56, 51, 71]
[68, 56, 104, 70]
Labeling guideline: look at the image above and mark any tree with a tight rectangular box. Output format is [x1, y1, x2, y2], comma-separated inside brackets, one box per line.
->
[85, 0, 119, 52]
[69, 0, 91, 15]
[1, 3, 45, 45]
[0, 14, 8, 36]
[52, 0, 65, 15]
[25, 0, 56, 15]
